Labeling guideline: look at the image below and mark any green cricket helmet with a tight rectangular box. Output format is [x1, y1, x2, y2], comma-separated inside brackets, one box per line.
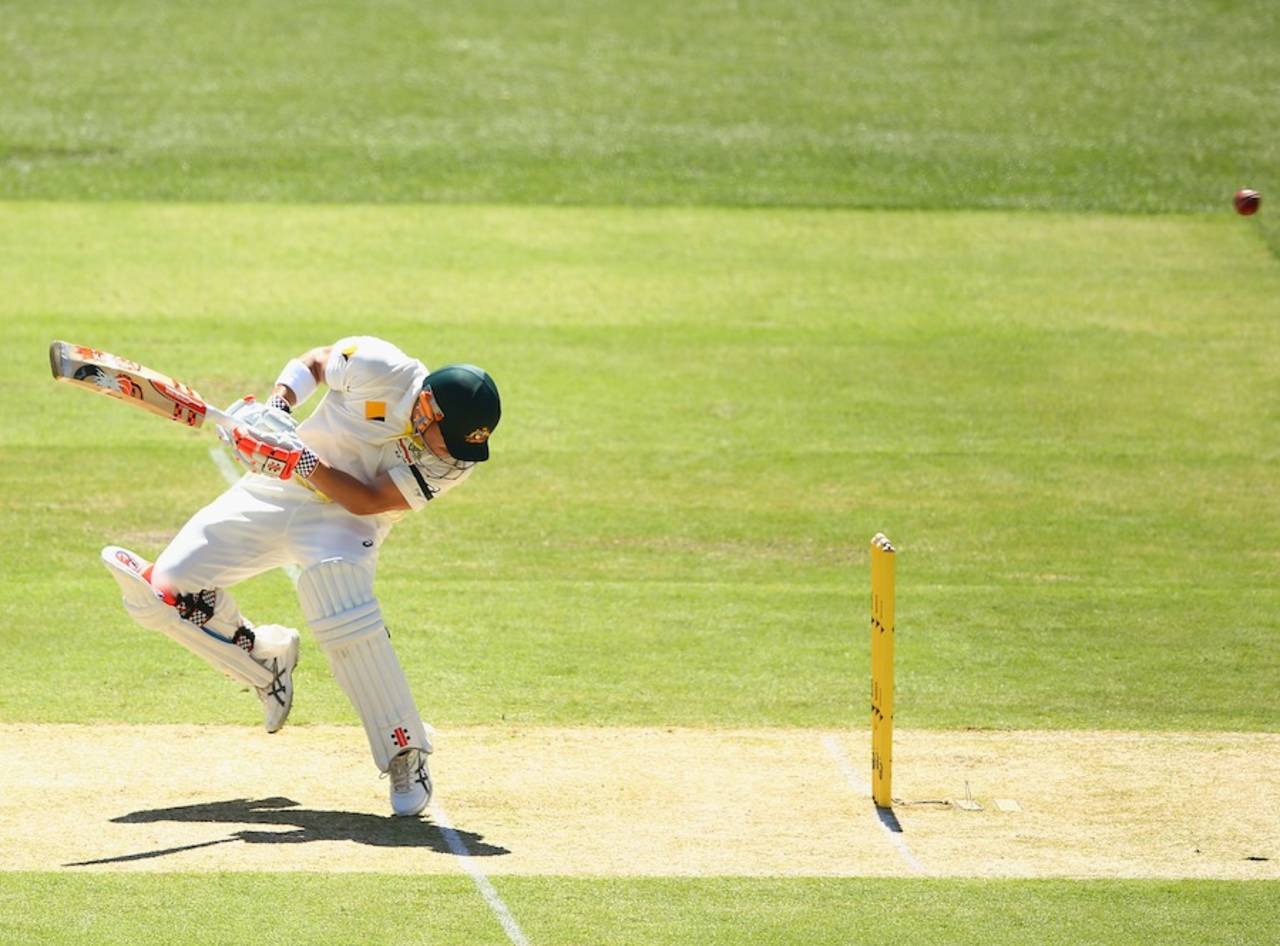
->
[420, 364, 501, 461]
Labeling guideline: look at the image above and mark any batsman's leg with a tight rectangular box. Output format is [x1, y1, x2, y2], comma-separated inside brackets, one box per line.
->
[102, 546, 300, 732]
[296, 557, 433, 816]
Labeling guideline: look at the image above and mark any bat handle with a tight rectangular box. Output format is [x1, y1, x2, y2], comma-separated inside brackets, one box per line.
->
[204, 405, 238, 430]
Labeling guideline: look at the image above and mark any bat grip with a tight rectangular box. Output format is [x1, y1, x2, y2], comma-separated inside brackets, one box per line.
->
[204, 405, 238, 430]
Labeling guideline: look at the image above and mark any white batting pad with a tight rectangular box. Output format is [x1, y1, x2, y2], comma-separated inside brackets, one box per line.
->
[296, 558, 432, 770]
[101, 546, 274, 690]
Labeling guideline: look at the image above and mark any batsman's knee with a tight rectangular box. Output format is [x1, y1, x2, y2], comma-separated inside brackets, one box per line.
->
[296, 558, 382, 647]
[100, 545, 280, 691]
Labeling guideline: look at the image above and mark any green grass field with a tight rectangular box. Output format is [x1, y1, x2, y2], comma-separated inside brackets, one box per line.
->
[1, 875, 1276, 946]
[4, 203, 1277, 733]
[1, 1, 1277, 943]
[2, 0, 1278, 212]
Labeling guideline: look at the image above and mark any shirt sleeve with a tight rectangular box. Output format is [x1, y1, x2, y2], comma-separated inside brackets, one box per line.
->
[323, 337, 419, 398]
[387, 463, 436, 511]
[322, 337, 362, 393]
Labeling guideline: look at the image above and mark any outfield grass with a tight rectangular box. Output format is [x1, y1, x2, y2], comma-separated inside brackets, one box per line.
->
[1, 874, 1274, 946]
[2, 202, 1277, 731]
[1, 0, 1277, 212]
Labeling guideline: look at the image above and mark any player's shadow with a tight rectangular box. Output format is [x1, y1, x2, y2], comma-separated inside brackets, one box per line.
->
[64, 796, 510, 867]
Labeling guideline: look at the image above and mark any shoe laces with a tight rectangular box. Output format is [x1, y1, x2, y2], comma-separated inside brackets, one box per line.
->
[388, 749, 421, 794]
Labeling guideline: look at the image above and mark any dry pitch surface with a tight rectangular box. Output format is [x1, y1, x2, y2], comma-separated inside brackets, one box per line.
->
[2, 725, 1276, 879]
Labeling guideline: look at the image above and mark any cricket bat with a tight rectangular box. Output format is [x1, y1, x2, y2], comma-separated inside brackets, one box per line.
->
[49, 340, 236, 430]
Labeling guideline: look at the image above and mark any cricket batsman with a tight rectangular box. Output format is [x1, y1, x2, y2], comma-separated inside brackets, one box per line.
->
[100, 337, 501, 817]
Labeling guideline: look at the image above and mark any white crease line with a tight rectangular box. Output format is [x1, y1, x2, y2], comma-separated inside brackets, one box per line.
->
[210, 445, 530, 941]
[433, 798, 533, 946]
[208, 447, 302, 582]
[821, 734, 928, 875]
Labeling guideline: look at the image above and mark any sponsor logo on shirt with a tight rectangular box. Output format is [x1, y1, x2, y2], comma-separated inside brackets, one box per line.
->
[397, 437, 425, 463]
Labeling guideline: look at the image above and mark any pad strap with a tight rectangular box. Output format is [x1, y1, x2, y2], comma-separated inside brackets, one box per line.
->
[102, 546, 275, 689]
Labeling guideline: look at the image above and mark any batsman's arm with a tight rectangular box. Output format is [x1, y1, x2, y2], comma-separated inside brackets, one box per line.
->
[271, 346, 331, 409]
[304, 461, 411, 516]
[228, 425, 404, 514]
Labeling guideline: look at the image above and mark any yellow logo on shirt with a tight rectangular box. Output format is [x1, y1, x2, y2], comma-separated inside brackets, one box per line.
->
[365, 400, 386, 422]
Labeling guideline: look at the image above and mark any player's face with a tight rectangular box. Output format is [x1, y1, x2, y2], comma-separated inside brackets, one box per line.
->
[421, 422, 452, 460]
[411, 389, 455, 461]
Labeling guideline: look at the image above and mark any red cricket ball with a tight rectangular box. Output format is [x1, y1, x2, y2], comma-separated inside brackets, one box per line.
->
[1234, 189, 1261, 215]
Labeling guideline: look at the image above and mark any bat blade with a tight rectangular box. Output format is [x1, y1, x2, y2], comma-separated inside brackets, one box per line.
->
[49, 340, 230, 429]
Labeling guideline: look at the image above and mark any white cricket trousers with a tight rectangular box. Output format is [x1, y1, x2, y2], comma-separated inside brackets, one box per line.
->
[152, 474, 382, 594]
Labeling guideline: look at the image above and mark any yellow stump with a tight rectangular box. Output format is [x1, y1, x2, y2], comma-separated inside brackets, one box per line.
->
[870, 533, 896, 808]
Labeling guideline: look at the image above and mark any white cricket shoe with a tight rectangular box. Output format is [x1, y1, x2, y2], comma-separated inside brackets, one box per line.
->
[388, 748, 432, 816]
[248, 624, 300, 734]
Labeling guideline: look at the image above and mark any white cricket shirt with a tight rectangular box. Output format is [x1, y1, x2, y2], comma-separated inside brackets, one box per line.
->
[293, 336, 475, 522]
